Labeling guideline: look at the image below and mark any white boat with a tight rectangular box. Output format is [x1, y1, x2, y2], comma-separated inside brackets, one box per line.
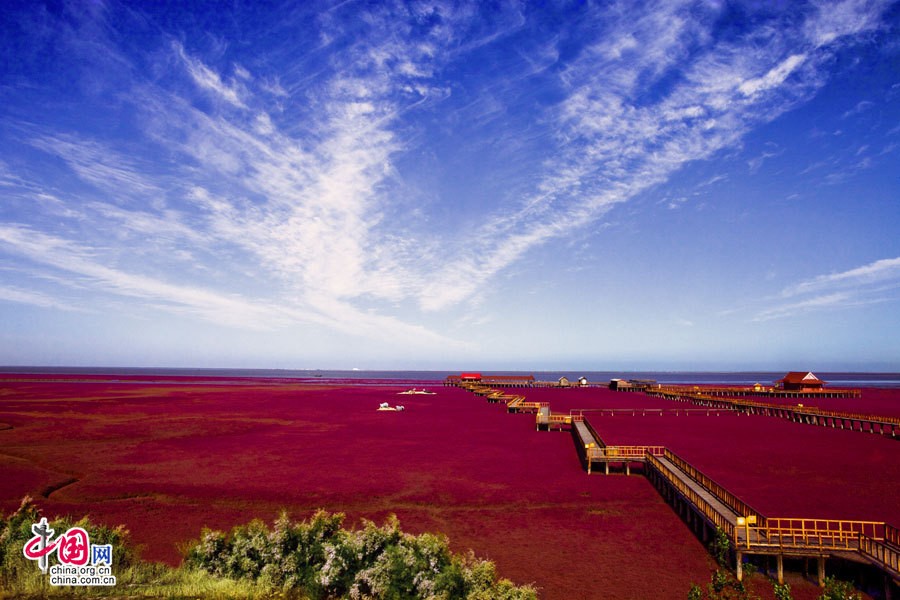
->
[397, 388, 435, 395]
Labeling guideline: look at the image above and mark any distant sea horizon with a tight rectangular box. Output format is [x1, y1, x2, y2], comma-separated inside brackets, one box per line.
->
[2, 366, 899, 387]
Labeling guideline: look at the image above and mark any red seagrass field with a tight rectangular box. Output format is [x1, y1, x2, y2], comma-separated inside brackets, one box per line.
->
[1, 375, 898, 600]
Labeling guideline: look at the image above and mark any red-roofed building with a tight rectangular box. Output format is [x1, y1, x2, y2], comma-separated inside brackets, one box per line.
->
[777, 371, 826, 391]
[460, 373, 482, 382]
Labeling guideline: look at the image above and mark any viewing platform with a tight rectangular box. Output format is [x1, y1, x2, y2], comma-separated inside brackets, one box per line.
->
[536, 406, 577, 431]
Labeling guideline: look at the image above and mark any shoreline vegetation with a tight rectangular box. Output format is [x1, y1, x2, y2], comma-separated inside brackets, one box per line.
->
[0, 497, 537, 599]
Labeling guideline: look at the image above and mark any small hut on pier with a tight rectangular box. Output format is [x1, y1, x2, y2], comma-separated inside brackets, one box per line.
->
[777, 372, 826, 392]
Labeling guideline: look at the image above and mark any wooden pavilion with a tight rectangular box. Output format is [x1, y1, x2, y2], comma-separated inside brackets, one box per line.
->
[777, 371, 826, 391]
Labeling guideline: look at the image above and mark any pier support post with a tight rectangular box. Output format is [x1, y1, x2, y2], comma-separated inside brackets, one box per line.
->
[626, 463, 631, 476]
[736, 552, 743, 582]
[777, 555, 784, 585]
[817, 557, 825, 587]
[604, 462, 609, 475]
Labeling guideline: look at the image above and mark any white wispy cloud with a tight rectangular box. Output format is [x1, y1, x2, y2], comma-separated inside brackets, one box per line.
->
[748, 146, 784, 173]
[9, 6, 469, 347]
[803, 0, 888, 46]
[782, 257, 900, 298]
[843, 99, 875, 118]
[754, 292, 855, 321]
[0, 224, 288, 329]
[29, 135, 162, 200]
[750, 257, 900, 321]
[738, 54, 808, 97]
[415, 0, 896, 311]
[174, 41, 247, 109]
[2, 0, 895, 351]
[0, 285, 85, 313]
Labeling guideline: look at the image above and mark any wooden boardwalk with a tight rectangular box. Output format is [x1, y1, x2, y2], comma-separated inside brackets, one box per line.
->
[646, 444, 898, 588]
[647, 387, 900, 438]
[651, 384, 862, 399]
[450, 379, 900, 593]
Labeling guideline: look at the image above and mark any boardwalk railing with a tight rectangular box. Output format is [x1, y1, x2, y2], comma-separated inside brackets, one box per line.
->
[584, 446, 663, 463]
[651, 385, 861, 399]
[535, 411, 577, 430]
[508, 399, 548, 413]
[573, 407, 723, 417]
[887, 524, 900, 548]
[742, 518, 884, 552]
[648, 389, 900, 436]
[727, 399, 900, 426]
[646, 453, 737, 542]
[859, 534, 900, 579]
[664, 450, 766, 526]
[505, 395, 525, 409]
[583, 418, 606, 448]
[603, 446, 665, 459]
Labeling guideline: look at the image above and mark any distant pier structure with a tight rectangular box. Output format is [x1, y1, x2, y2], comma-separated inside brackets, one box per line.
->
[444, 373, 534, 387]
[608, 378, 657, 392]
[612, 371, 860, 399]
[444, 373, 591, 388]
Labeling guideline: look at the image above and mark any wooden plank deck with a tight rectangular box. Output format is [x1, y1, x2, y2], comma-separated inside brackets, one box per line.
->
[649, 453, 742, 541]
[573, 419, 598, 448]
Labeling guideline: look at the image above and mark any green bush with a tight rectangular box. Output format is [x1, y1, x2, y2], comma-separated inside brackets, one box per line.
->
[2, 499, 537, 599]
[0, 496, 138, 594]
[711, 527, 730, 568]
[184, 510, 538, 599]
[773, 582, 792, 600]
[818, 576, 861, 600]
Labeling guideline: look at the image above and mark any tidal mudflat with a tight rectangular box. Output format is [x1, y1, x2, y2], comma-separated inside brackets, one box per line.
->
[2, 375, 896, 599]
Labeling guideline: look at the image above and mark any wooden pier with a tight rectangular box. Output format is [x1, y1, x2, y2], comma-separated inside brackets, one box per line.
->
[646, 449, 899, 587]
[448, 377, 900, 594]
[647, 387, 900, 438]
[651, 384, 861, 399]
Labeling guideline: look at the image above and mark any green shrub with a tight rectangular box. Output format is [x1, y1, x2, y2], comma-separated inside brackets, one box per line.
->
[712, 527, 730, 568]
[2, 499, 537, 599]
[818, 576, 861, 600]
[773, 582, 792, 600]
[183, 510, 538, 599]
[0, 495, 138, 595]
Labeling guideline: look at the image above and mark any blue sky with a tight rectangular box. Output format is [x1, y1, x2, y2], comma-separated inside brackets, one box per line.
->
[1, 0, 898, 371]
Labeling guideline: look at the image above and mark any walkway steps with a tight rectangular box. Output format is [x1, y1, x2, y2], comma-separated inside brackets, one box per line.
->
[860, 532, 900, 584]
